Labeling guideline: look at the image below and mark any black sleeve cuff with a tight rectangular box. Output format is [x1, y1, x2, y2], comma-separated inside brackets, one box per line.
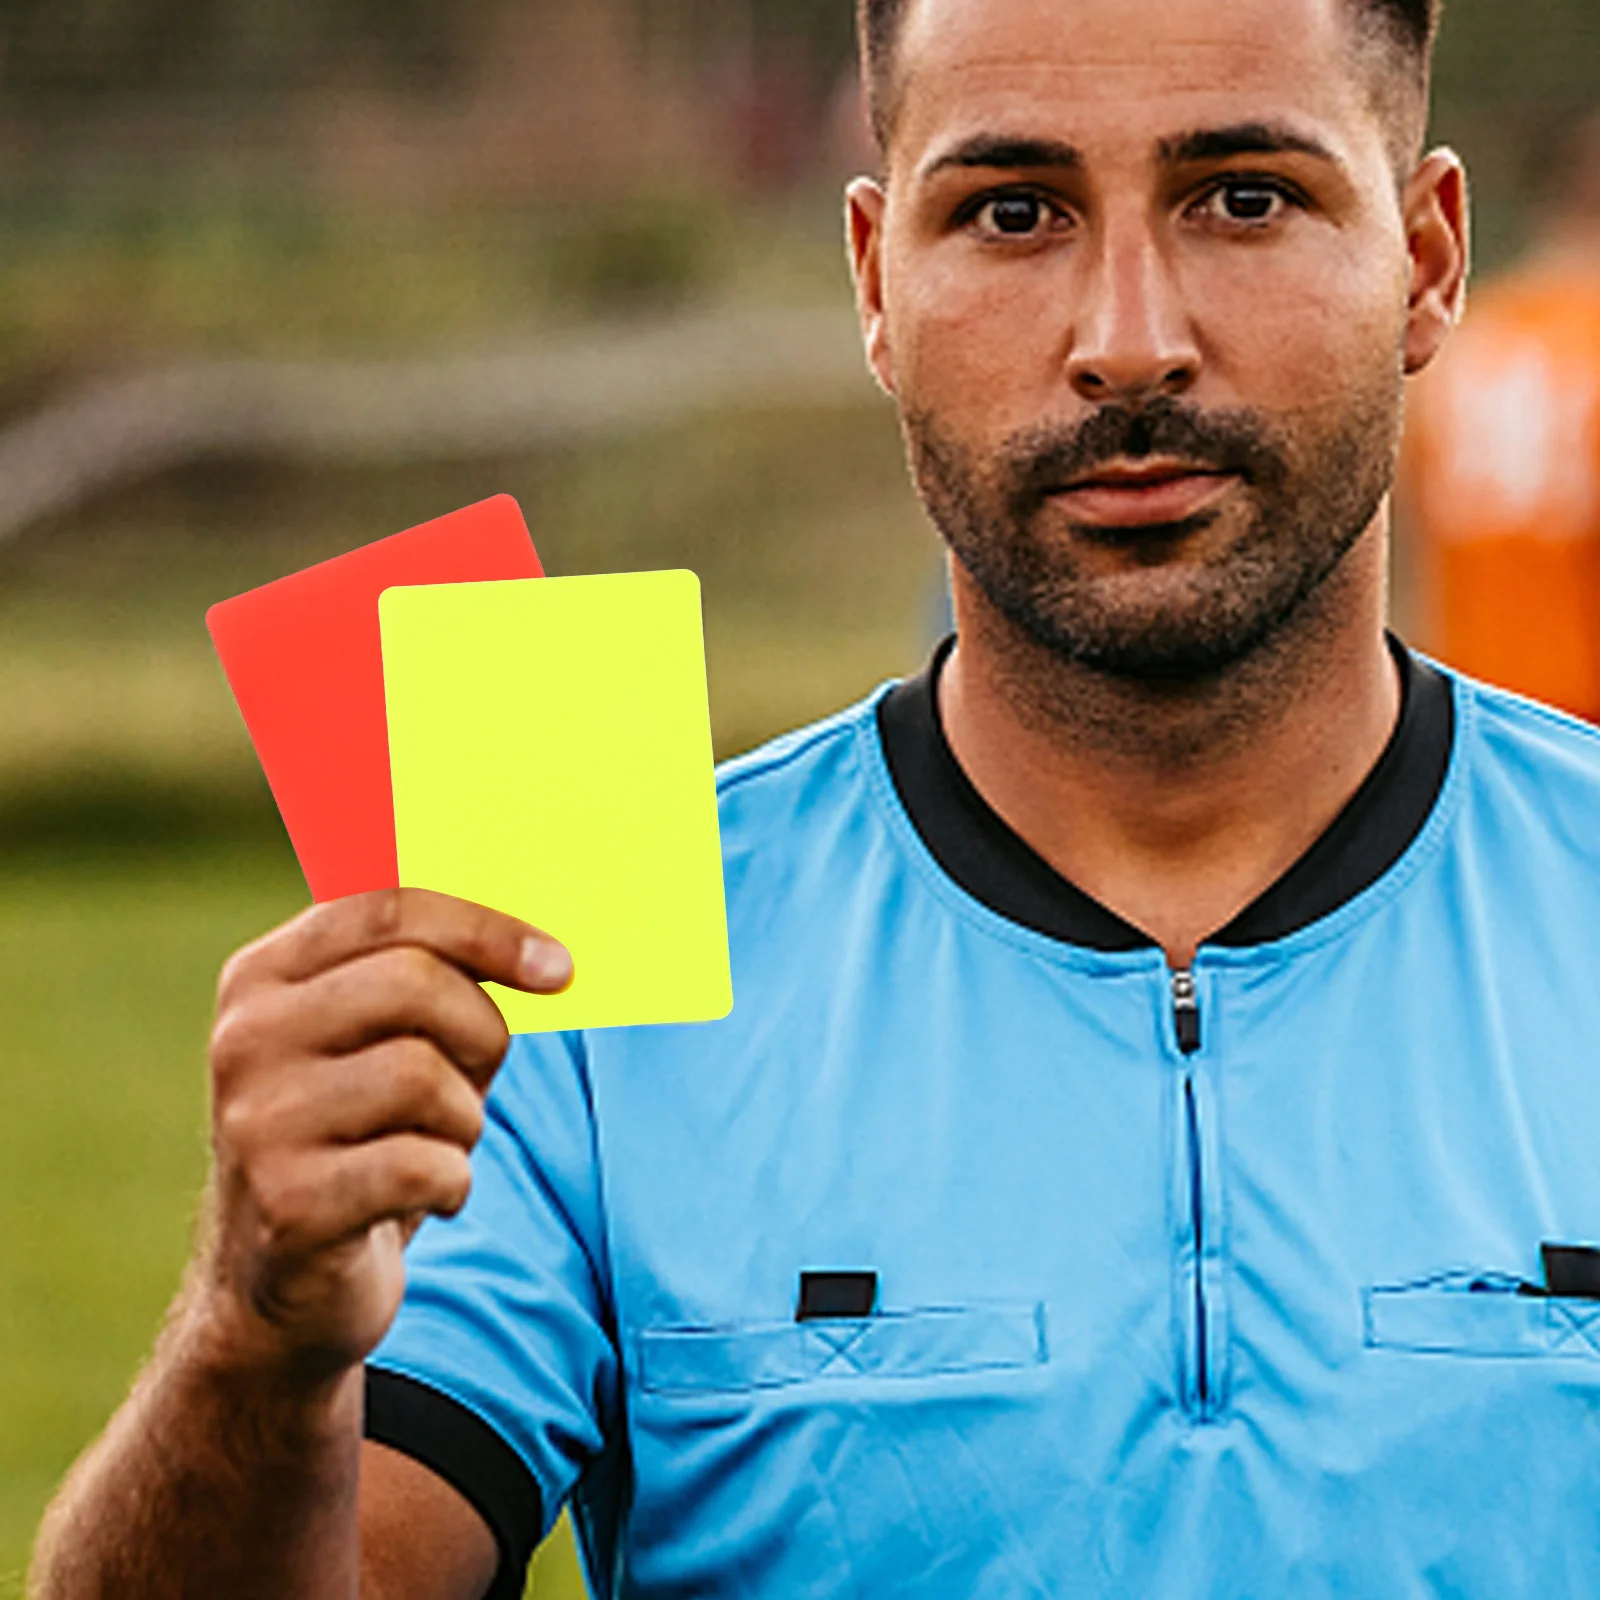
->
[364, 1366, 544, 1600]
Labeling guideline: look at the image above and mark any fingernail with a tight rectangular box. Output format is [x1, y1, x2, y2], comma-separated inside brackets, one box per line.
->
[519, 936, 573, 991]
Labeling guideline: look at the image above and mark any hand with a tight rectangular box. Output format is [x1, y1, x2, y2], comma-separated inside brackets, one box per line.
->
[196, 889, 573, 1386]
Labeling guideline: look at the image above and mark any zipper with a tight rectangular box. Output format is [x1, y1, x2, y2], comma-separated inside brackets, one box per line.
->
[1170, 966, 1220, 1421]
[1184, 1074, 1208, 1414]
[1171, 967, 1201, 1055]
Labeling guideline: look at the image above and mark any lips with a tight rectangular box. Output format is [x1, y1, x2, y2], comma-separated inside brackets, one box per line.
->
[1046, 459, 1240, 529]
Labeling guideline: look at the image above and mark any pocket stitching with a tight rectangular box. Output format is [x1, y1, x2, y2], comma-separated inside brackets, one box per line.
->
[635, 1303, 1046, 1396]
[1548, 1302, 1600, 1357]
[809, 1322, 873, 1375]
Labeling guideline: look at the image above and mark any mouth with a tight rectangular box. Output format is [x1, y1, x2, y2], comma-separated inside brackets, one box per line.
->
[1044, 459, 1241, 529]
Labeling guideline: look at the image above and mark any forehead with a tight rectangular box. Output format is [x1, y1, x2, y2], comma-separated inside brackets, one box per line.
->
[892, 0, 1380, 168]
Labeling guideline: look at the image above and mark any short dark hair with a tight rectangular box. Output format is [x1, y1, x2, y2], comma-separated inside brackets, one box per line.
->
[857, 0, 1443, 154]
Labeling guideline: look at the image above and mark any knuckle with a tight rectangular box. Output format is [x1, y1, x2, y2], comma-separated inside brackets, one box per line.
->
[213, 1091, 262, 1159]
[385, 942, 443, 997]
[400, 1142, 471, 1213]
[209, 1003, 268, 1085]
[215, 951, 247, 1008]
[434, 1151, 474, 1216]
[216, 940, 267, 1009]
[362, 887, 411, 946]
[464, 910, 514, 972]
[479, 980, 514, 1038]
[430, 1072, 485, 1148]
[210, 990, 298, 1086]
[488, 1004, 513, 1054]
[389, 1039, 444, 1108]
[249, 1158, 314, 1247]
[218, 900, 319, 1001]
[465, 1011, 512, 1076]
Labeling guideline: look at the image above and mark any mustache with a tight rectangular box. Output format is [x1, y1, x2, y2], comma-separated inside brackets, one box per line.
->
[1003, 398, 1288, 512]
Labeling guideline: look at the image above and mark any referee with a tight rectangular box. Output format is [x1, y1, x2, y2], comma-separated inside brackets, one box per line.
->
[32, 0, 1600, 1596]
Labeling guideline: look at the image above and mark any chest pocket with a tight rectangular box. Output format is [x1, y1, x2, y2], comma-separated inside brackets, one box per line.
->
[635, 1303, 1048, 1396]
[1364, 1271, 1600, 1360]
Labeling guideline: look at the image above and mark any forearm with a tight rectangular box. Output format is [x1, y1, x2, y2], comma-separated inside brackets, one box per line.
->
[29, 1287, 363, 1600]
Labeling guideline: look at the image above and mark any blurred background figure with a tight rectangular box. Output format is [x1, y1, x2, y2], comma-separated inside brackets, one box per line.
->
[1402, 108, 1600, 721]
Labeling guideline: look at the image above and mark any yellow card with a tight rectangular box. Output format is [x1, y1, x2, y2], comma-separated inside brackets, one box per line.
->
[379, 571, 732, 1033]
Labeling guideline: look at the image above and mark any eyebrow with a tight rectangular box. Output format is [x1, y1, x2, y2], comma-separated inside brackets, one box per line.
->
[921, 134, 1084, 181]
[1157, 122, 1339, 166]
[919, 121, 1339, 184]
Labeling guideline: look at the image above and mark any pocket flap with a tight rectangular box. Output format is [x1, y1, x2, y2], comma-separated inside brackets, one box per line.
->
[636, 1303, 1048, 1395]
[1364, 1272, 1600, 1360]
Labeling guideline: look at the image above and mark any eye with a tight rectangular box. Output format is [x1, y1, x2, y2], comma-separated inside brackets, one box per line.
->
[1196, 178, 1299, 227]
[966, 191, 1063, 239]
[987, 194, 1044, 234]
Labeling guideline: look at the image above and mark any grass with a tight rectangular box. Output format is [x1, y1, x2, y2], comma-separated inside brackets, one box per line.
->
[0, 848, 299, 1591]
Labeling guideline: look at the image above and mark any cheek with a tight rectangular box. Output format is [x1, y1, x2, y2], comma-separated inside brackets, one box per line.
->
[1187, 245, 1408, 412]
[884, 242, 1071, 427]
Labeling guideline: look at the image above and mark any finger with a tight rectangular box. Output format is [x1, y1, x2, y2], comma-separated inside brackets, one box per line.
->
[322, 1135, 478, 1236]
[324, 1039, 488, 1149]
[226, 888, 573, 997]
[279, 947, 515, 1083]
[254, 1136, 476, 1261]
[233, 1039, 487, 1156]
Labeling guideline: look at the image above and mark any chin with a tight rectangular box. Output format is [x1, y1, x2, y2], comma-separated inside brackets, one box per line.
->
[1012, 584, 1292, 684]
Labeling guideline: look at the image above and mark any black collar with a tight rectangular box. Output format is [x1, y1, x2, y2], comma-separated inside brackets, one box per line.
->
[877, 637, 1454, 952]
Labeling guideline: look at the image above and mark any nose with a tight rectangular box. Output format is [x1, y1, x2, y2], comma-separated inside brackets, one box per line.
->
[1065, 220, 1201, 404]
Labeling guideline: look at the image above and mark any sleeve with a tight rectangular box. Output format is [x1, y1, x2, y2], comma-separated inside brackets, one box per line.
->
[364, 1028, 619, 1599]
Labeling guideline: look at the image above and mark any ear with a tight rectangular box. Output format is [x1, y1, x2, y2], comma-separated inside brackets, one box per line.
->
[846, 177, 897, 397]
[1401, 147, 1470, 377]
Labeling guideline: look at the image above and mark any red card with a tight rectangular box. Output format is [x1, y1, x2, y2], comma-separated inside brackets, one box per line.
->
[207, 495, 544, 902]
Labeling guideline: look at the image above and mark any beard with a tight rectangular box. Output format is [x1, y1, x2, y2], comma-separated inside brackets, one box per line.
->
[905, 382, 1401, 683]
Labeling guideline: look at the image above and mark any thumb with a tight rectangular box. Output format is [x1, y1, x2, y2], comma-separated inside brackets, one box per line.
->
[511, 932, 575, 995]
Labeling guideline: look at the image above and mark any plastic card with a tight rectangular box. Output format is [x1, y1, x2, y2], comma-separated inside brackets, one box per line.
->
[380, 571, 732, 1034]
[206, 496, 543, 902]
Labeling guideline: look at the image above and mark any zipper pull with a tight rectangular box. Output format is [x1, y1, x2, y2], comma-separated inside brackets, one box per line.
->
[1172, 969, 1202, 1055]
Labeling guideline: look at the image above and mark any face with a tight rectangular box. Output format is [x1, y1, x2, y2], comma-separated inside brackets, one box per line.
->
[849, 0, 1467, 681]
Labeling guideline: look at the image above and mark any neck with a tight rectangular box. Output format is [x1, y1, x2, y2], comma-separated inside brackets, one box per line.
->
[939, 522, 1400, 967]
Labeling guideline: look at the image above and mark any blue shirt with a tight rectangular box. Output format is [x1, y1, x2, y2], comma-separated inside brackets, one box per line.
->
[369, 646, 1600, 1598]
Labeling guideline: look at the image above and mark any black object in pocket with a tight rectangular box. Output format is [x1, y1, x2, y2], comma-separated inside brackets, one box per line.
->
[797, 1271, 878, 1321]
[1542, 1244, 1600, 1301]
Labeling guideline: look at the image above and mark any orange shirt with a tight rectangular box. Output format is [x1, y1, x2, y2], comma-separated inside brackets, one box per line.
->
[1403, 261, 1600, 721]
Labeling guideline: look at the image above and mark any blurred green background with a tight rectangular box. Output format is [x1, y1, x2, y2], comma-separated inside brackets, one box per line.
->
[1, 0, 1595, 1593]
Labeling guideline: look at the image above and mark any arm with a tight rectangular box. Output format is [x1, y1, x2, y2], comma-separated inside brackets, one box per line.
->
[360, 1442, 504, 1598]
[28, 890, 573, 1600]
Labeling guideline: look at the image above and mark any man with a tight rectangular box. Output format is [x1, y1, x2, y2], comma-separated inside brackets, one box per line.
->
[30, 0, 1600, 1595]
[1402, 109, 1600, 721]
